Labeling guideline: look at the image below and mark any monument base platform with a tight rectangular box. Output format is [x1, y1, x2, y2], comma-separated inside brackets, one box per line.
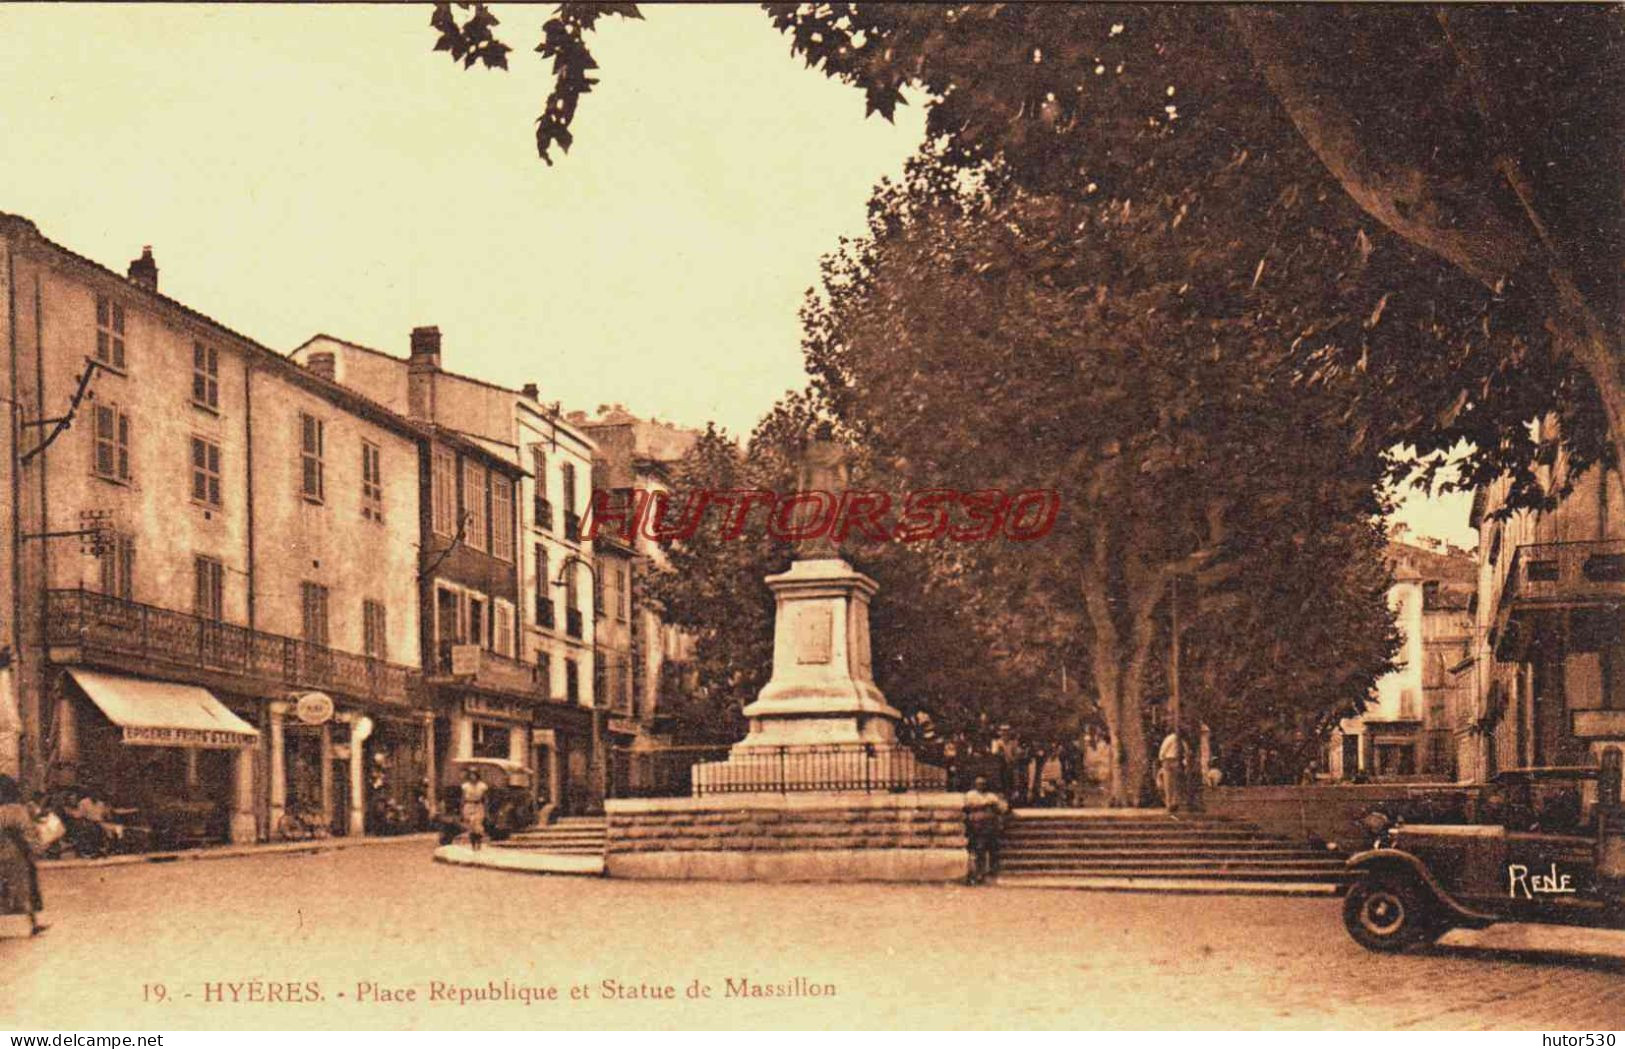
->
[604, 791, 967, 883]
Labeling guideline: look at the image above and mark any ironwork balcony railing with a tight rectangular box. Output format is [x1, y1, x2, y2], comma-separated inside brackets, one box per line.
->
[563, 509, 582, 543]
[534, 496, 554, 533]
[431, 640, 543, 697]
[565, 608, 584, 639]
[1492, 538, 1625, 659]
[46, 588, 420, 706]
[535, 596, 555, 630]
[1505, 538, 1625, 606]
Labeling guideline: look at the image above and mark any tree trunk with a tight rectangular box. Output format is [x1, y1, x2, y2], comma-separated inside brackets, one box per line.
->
[1235, 8, 1625, 479]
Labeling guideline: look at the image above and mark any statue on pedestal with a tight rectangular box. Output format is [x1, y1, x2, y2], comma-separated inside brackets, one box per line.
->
[792, 438, 849, 561]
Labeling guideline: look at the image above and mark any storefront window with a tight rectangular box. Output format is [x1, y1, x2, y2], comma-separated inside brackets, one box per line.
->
[472, 721, 510, 759]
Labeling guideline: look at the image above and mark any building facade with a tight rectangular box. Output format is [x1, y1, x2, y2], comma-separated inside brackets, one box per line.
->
[292, 330, 603, 812]
[571, 407, 701, 791]
[1327, 535, 1476, 781]
[1469, 431, 1624, 779]
[0, 213, 427, 844]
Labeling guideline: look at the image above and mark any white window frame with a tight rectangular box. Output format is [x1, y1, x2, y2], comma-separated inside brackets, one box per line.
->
[432, 447, 457, 537]
[491, 474, 515, 562]
[463, 459, 488, 553]
[493, 599, 516, 658]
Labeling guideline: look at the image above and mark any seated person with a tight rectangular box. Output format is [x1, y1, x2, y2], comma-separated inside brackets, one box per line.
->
[59, 790, 109, 858]
[75, 792, 127, 847]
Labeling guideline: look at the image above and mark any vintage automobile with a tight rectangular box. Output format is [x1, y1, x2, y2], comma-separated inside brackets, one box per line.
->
[438, 757, 540, 843]
[1342, 753, 1625, 951]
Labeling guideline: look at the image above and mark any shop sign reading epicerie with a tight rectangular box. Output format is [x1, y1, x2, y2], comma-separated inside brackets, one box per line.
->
[123, 725, 255, 748]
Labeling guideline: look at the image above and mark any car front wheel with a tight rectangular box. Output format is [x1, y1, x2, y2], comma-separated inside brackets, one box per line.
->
[1343, 875, 1437, 952]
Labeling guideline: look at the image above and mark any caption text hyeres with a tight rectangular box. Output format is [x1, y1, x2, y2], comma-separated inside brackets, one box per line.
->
[141, 977, 838, 1006]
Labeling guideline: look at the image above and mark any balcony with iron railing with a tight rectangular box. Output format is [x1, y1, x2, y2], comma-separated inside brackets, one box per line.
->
[565, 607, 584, 639]
[46, 587, 421, 707]
[563, 508, 582, 543]
[534, 495, 554, 533]
[431, 640, 546, 698]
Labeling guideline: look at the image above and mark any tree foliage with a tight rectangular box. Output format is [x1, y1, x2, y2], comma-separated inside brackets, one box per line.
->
[647, 396, 1071, 746]
[790, 144, 1408, 800]
[427, 3, 1623, 509]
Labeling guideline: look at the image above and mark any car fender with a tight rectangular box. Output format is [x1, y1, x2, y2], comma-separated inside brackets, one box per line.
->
[1347, 848, 1497, 924]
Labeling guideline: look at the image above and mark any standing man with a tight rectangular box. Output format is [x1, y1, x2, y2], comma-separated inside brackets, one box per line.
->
[962, 775, 1010, 885]
[1157, 729, 1191, 812]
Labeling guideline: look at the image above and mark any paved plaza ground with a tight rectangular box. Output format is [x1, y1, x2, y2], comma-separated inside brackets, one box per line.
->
[2, 841, 1621, 1030]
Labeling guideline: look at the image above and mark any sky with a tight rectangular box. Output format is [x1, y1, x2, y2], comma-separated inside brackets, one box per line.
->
[0, 4, 1474, 549]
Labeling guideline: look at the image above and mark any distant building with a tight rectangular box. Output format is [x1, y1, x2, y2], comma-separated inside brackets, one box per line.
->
[1327, 533, 1476, 781]
[1468, 421, 1624, 778]
[569, 406, 702, 785]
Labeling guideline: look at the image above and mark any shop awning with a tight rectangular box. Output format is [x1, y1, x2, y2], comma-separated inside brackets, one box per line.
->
[67, 668, 259, 749]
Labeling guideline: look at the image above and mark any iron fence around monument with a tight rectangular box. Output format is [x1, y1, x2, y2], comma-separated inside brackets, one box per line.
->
[610, 743, 949, 797]
[609, 744, 733, 799]
[691, 743, 949, 796]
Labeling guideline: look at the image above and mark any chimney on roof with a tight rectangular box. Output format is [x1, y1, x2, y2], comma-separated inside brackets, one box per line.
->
[409, 326, 442, 370]
[408, 325, 441, 422]
[305, 350, 337, 381]
[127, 246, 157, 291]
[521, 382, 539, 401]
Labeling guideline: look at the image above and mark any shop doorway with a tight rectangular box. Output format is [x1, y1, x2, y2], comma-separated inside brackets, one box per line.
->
[330, 755, 350, 836]
[533, 743, 554, 810]
[284, 723, 327, 836]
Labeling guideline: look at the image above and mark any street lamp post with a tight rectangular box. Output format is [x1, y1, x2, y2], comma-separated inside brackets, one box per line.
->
[552, 553, 607, 812]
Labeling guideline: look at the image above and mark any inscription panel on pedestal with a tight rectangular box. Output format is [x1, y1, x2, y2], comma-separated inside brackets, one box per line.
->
[793, 605, 833, 664]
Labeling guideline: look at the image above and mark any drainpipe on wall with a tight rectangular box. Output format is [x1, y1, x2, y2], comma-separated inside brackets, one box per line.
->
[31, 270, 51, 787]
[245, 363, 256, 630]
[4, 242, 24, 785]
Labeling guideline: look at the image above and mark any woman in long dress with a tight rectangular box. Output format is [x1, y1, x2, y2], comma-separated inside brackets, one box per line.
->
[459, 767, 489, 851]
[0, 774, 46, 937]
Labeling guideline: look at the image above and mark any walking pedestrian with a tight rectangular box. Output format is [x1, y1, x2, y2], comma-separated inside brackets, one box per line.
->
[1157, 730, 1191, 812]
[962, 775, 1009, 885]
[459, 767, 490, 851]
[0, 774, 46, 937]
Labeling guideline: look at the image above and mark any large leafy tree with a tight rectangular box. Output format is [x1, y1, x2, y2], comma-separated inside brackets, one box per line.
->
[428, 2, 1622, 506]
[793, 144, 1406, 801]
[648, 395, 1074, 747]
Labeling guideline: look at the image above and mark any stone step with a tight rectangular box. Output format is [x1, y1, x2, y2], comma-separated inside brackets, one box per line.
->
[993, 875, 1345, 896]
[1000, 847, 1340, 862]
[994, 870, 1352, 883]
[1001, 834, 1304, 848]
[1001, 831, 1254, 837]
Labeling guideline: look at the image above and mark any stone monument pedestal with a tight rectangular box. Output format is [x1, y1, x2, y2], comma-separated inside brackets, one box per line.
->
[605, 555, 957, 882]
[691, 556, 945, 795]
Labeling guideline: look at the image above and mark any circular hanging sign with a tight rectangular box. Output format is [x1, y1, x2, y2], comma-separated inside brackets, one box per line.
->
[294, 692, 335, 726]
